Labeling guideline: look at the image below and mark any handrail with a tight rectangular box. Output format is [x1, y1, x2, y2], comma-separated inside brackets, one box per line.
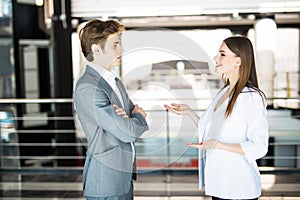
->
[0, 97, 300, 103]
[0, 98, 73, 103]
[2, 142, 300, 147]
[1, 97, 300, 172]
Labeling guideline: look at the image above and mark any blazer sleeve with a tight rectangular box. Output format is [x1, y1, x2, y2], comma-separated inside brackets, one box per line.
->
[75, 82, 149, 143]
[240, 92, 269, 163]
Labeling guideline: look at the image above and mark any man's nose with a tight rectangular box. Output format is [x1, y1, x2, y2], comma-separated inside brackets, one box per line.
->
[119, 47, 124, 55]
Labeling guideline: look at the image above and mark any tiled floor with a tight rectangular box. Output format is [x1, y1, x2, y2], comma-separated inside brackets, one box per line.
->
[0, 170, 300, 199]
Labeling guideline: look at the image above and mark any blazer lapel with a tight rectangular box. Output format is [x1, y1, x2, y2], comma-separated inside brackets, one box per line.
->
[85, 66, 124, 107]
[115, 77, 129, 110]
[100, 78, 124, 108]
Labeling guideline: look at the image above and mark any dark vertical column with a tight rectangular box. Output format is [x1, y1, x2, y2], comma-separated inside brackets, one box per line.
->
[12, 0, 27, 128]
[299, 29, 300, 96]
[12, 1, 55, 166]
[12, 1, 50, 125]
[51, 0, 77, 166]
[38, 48, 51, 112]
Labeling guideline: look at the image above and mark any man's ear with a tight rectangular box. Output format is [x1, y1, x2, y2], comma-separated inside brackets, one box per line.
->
[91, 44, 102, 54]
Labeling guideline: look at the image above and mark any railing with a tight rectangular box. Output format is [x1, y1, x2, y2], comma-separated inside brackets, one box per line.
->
[0, 97, 300, 174]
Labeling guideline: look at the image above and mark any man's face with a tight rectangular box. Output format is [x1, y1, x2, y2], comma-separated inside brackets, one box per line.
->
[100, 33, 124, 71]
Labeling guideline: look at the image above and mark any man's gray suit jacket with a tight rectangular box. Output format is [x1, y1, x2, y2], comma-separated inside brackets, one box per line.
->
[74, 66, 149, 197]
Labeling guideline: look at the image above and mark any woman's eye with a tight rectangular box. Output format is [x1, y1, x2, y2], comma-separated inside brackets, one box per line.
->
[221, 53, 225, 56]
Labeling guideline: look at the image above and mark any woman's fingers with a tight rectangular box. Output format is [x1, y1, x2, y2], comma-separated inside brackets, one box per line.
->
[171, 103, 181, 107]
[187, 142, 204, 148]
[164, 103, 183, 115]
[187, 140, 218, 149]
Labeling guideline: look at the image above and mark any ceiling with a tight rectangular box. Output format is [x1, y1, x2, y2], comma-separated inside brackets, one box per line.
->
[71, 0, 300, 28]
[16, 0, 300, 28]
[72, 0, 300, 17]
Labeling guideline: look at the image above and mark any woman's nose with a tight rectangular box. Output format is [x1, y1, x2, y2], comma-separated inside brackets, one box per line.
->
[213, 55, 217, 61]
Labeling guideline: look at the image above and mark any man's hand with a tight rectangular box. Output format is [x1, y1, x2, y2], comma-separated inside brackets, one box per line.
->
[113, 104, 128, 118]
[131, 104, 147, 118]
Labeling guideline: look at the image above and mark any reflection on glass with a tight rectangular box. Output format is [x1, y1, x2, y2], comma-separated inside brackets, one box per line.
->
[0, 108, 20, 168]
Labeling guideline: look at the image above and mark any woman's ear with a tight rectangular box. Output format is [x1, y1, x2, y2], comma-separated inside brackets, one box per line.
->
[91, 44, 102, 54]
[235, 57, 241, 68]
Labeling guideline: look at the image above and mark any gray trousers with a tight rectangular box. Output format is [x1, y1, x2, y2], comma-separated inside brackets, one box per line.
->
[85, 181, 133, 200]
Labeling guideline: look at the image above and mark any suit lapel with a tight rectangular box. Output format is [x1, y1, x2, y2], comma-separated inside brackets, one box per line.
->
[100, 78, 124, 108]
[85, 66, 124, 108]
[115, 77, 129, 110]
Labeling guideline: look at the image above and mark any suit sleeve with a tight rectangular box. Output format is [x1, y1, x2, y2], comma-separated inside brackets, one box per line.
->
[240, 92, 269, 163]
[77, 82, 148, 143]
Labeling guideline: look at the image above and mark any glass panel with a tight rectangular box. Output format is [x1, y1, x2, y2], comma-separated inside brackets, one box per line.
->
[120, 29, 230, 168]
[0, 0, 14, 98]
[0, 0, 19, 169]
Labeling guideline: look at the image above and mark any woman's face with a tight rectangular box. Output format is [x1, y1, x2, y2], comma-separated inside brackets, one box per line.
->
[214, 42, 240, 78]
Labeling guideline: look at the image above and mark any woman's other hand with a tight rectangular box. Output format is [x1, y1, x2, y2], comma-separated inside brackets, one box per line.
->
[187, 140, 218, 149]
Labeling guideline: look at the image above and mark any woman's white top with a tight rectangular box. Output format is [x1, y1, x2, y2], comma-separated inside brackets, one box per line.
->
[197, 86, 269, 199]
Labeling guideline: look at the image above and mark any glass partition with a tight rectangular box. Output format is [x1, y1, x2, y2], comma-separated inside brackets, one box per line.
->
[0, 0, 20, 169]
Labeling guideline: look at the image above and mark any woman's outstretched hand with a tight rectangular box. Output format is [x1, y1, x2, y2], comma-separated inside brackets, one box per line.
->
[164, 103, 191, 116]
[164, 103, 200, 126]
[187, 140, 245, 155]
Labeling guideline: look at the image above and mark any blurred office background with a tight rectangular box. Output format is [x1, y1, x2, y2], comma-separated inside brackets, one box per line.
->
[0, 0, 300, 199]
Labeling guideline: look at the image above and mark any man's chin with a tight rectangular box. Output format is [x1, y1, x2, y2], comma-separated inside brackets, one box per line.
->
[113, 61, 121, 67]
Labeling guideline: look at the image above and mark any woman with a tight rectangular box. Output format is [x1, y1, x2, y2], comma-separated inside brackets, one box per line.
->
[164, 36, 269, 200]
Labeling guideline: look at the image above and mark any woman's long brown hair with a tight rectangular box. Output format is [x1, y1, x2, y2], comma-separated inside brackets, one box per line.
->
[222, 36, 265, 118]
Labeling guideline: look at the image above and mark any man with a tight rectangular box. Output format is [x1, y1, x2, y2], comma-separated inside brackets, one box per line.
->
[74, 19, 149, 200]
